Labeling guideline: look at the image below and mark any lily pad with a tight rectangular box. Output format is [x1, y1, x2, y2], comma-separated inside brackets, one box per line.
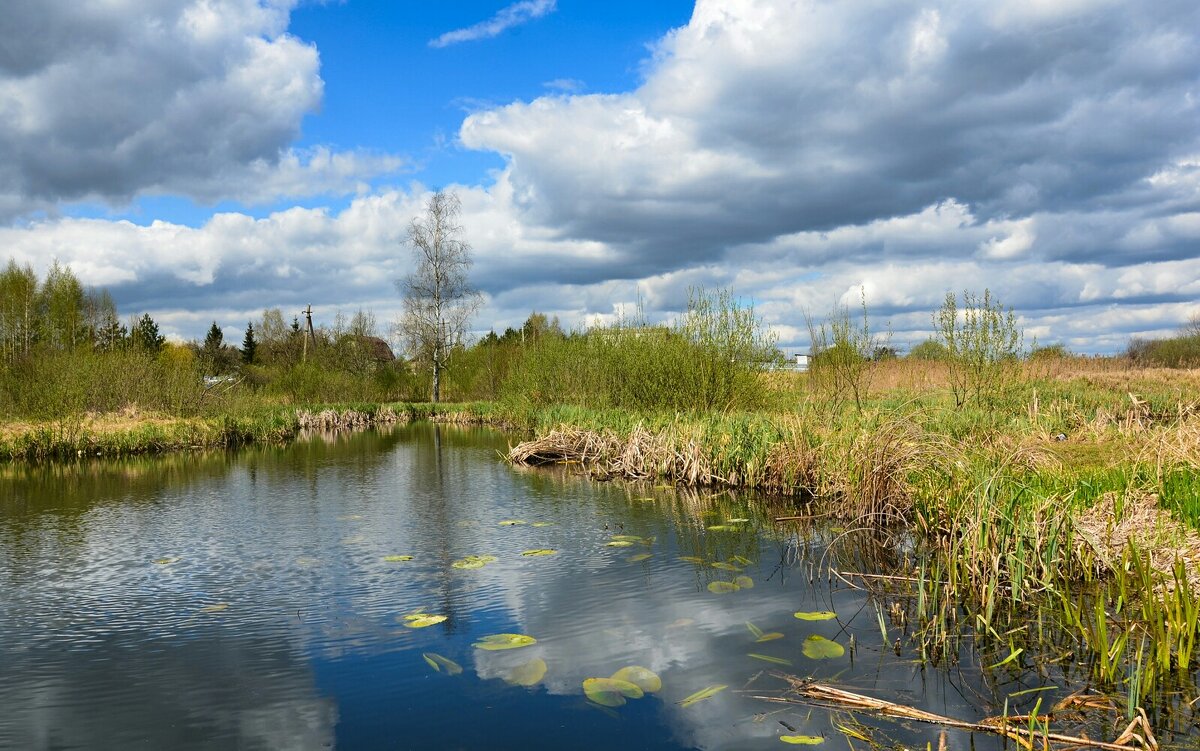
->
[498, 520, 526, 526]
[735, 575, 754, 589]
[403, 613, 447, 628]
[382, 555, 414, 562]
[201, 603, 229, 613]
[730, 555, 753, 566]
[711, 562, 743, 572]
[780, 735, 824, 745]
[794, 611, 837, 621]
[705, 524, 736, 532]
[452, 555, 498, 569]
[473, 633, 537, 651]
[610, 666, 662, 693]
[609, 534, 645, 543]
[422, 652, 463, 675]
[707, 581, 741, 594]
[583, 677, 643, 707]
[605, 541, 634, 548]
[802, 635, 845, 660]
[531, 521, 555, 527]
[506, 658, 548, 686]
[153, 557, 180, 565]
[628, 553, 653, 563]
[679, 556, 705, 564]
[521, 549, 559, 557]
[748, 653, 793, 666]
[677, 684, 727, 708]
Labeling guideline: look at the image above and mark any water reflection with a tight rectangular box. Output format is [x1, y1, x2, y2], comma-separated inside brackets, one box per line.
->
[0, 423, 1159, 749]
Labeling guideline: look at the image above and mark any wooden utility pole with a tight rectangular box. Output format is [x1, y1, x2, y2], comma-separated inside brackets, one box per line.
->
[301, 304, 317, 362]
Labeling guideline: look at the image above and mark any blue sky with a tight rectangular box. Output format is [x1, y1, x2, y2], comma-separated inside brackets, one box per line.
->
[2, 0, 1198, 352]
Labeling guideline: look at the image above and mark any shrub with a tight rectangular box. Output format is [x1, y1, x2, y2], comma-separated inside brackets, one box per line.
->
[934, 289, 1024, 408]
[805, 290, 888, 410]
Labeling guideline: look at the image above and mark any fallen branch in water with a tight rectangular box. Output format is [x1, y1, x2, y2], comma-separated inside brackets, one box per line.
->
[756, 676, 1158, 751]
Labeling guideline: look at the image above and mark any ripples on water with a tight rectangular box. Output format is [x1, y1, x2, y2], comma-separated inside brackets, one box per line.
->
[0, 424, 1143, 749]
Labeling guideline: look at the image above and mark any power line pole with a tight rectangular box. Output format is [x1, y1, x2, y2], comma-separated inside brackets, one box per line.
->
[301, 304, 317, 362]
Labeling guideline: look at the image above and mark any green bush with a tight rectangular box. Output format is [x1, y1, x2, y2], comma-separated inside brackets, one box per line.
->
[934, 289, 1024, 408]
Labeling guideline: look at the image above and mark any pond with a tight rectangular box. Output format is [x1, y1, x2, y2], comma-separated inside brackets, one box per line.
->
[0, 423, 1173, 749]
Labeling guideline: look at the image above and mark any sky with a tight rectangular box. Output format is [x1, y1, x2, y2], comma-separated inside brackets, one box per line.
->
[1, 0, 1198, 354]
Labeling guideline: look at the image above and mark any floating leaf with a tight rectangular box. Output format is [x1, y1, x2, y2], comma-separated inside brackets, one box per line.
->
[422, 652, 463, 675]
[705, 524, 736, 532]
[730, 555, 753, 566]
[473, 633, 537, 651]
[707, 581, 741, 594]
[711, 562, 743, 572]
[748, 653, 793, 666]
[583, 677, 642, 707]
[628, 553, 653, 563]
[506, 658, 548, 686]
[677, 684, 727, 707]
[403, 613, 447, 628]
[452, 555, 498, 569]
[609, 534, 644, 543]
[498, 520, 526, 527]
[794, 611, 837, 621]
[780, 735, 824, 745]
[153, 557, 180, 565]
[735, 575, 754, 589]
[337, 514, 364, 521]
[802, 635, 845, 660]
[382, 555, 414, 562]
[756, 632, 785, 642]
[531, 521, 555, 527]
[611, 666, 662, 693]
[679, 556, 705, 564]
[606, 541, 634, 548]
[521, 549, 559, 557]
[746, 622, 764, 639]
[201, 603, 229, 613]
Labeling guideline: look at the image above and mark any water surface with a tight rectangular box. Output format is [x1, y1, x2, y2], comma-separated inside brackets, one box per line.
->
[0, 423, 1150, 749]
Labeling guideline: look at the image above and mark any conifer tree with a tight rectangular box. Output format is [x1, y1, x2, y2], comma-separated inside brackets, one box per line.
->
[242, 322, 257, 364]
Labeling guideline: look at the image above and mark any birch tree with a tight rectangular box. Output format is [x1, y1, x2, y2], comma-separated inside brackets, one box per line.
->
[397, 190, 481, 402]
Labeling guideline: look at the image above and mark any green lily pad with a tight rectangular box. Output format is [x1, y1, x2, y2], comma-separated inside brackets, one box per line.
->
[707, 581, 741, 594]
[780, 735, 824, 745]
[382, 555, 414, 562]
[498, 520, 526, 526]
[583, 677, 643, 706]
[609, 534, 645, 543]
[473, 633, 537, 651]
[628, 553, 653, 563]
[606, 541, 634, 548]
[730, 555, 753, 566]
[679, 556, 705, 564]
[153, 557, 180, 565]
[794, 611, 837, 621]
[531, 521, 555, 527]
[735, 575, 754, 589]
[403, 613, 448, 628]
[802, 635, 845, 660]
[677, 684, 726, 707]
[452, 555, 498, 569]
[422, 652, 463, 675]
[711, 562, 743, 572]
[610, 666, 662, 693]
[506, 658, 548, 686]
[521, 549, 559, 557]
[748, 653, 793, 666]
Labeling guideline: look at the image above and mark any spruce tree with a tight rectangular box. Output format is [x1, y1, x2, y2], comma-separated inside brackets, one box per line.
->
[242, 322, 257, 364]
[132, 314, 165, 353]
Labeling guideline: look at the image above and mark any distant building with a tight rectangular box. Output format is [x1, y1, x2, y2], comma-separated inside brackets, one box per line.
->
[347, 335, 396, 363]
[793, 354, 809, 371]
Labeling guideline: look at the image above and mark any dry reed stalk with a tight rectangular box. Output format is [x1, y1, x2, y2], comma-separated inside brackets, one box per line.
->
[761, 677, 1157, 750]
[846, 418, 940, 523]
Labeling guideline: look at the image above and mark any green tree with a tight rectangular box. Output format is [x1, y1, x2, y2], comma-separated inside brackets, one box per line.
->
[39, 260, 85, 351]
[242, 322, 257, 364]
[934, 289, 1023, 408]
[132, 313, 165, 353]
[0, 260, 39, 361]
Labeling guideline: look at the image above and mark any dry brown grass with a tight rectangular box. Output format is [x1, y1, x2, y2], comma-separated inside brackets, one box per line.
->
[1075, 492, 1200, 588]
[0, 406, 195, 441]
